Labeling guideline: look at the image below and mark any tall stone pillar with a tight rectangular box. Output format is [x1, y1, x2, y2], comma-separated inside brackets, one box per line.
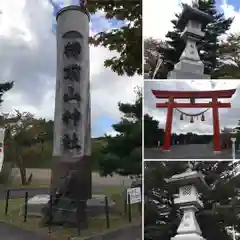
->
[51, 5, 91, 200]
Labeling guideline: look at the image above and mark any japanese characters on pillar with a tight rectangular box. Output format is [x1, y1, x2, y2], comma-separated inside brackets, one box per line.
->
[61, 32, 83, 157]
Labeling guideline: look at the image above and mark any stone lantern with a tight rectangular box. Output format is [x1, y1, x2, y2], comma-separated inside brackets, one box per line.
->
[168, 4, 213, 79]
[230, 128, 240, 159]
[165, 164, 209, 240]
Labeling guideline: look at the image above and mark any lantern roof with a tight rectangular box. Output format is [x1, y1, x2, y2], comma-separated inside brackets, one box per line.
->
[165, 166, 209, 192]
[176, 4, 213, 31]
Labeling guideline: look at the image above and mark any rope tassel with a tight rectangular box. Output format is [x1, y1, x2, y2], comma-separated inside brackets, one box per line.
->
[180, 113, 183, 120]
[190, 116, 194, 123]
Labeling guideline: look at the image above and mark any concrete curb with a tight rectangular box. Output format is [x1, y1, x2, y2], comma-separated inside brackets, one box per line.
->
[71, 222, 141, 240]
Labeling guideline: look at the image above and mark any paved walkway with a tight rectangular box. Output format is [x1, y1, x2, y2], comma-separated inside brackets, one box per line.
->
[114, 227, 141, 240]
[0, 222, 50, 240]
[144, 144, 240, 159]
[0, 221, 141, 240]
[0, 222, 141, 240]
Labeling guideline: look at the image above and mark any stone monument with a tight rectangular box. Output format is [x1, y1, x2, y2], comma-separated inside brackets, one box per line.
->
[168, 3, 213, 79]
[51, 3, 91, 198]
[42, 3, 91, 226]
[165, 164, 208, 240]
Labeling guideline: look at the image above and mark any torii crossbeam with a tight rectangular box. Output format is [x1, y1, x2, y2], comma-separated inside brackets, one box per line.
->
[152, 89, 236, 153]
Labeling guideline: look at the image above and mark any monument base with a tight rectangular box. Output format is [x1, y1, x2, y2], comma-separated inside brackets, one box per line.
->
[20, 194, 116, 228]
[51, 155, 92, 199]
[41, 155, 92, 227]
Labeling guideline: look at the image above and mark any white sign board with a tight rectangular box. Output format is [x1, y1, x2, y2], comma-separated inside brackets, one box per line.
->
[127, 187, 141, 204]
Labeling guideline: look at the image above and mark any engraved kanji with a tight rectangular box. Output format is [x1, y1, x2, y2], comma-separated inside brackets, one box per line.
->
[62, 133, 81, 150]
[62, 108, 81, 126]
[64, 64, 81, 82]
[63, 86, 81, 103]
[64, 41, 81, 60]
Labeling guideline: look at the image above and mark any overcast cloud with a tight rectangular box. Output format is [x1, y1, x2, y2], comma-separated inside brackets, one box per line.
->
[0, 0, 141, 137]
[143, 0, 240, 40]
[144, 80, 240, 134]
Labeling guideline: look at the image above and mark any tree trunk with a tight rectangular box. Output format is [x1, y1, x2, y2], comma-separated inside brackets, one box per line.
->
[19, 165, 27, 185]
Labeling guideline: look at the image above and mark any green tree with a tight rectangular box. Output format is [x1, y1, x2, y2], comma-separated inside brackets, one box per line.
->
[144, 161, 240, 240]
[91, 137, 107, 171]
[144, 114, 161, 147]
[0, 81, 13, 105]
[155, 0, 233, 78]
[98, 88, 142, 177]
[88, 1, 142, 76]
[5, 112, 52, 185]
[217, 33, 240, 78]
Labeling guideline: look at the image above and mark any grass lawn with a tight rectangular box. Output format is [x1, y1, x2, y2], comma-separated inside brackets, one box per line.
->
[0, 187, 141, 239]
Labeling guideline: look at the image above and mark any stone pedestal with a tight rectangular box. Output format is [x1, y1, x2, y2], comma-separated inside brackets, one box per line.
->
[168, 60, 210, 79]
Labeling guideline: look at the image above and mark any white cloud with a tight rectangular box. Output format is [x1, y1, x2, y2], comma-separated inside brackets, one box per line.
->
[143, 0, 193, 40]
[0, 0, 141, 136]
[220, 0, 240, 34]
[143, 0, 240, 40]
[0, 0, 33, 42]
[105, 130, 118, 137]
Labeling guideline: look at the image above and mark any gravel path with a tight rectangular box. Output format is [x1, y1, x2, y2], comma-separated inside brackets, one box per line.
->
[144, 144, 240, 159]
[10, 168, 132, 186]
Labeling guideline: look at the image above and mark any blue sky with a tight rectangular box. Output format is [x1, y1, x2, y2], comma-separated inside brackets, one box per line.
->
[92, 116, 117, 137]
[224, 0, 240, 8]
[215, 0, 240, 12]
[49, 0, 127, 137]
[49, 0, 126, 35]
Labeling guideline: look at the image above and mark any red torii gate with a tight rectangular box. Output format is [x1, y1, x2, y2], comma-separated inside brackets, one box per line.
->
[152, 89, 236, 153]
